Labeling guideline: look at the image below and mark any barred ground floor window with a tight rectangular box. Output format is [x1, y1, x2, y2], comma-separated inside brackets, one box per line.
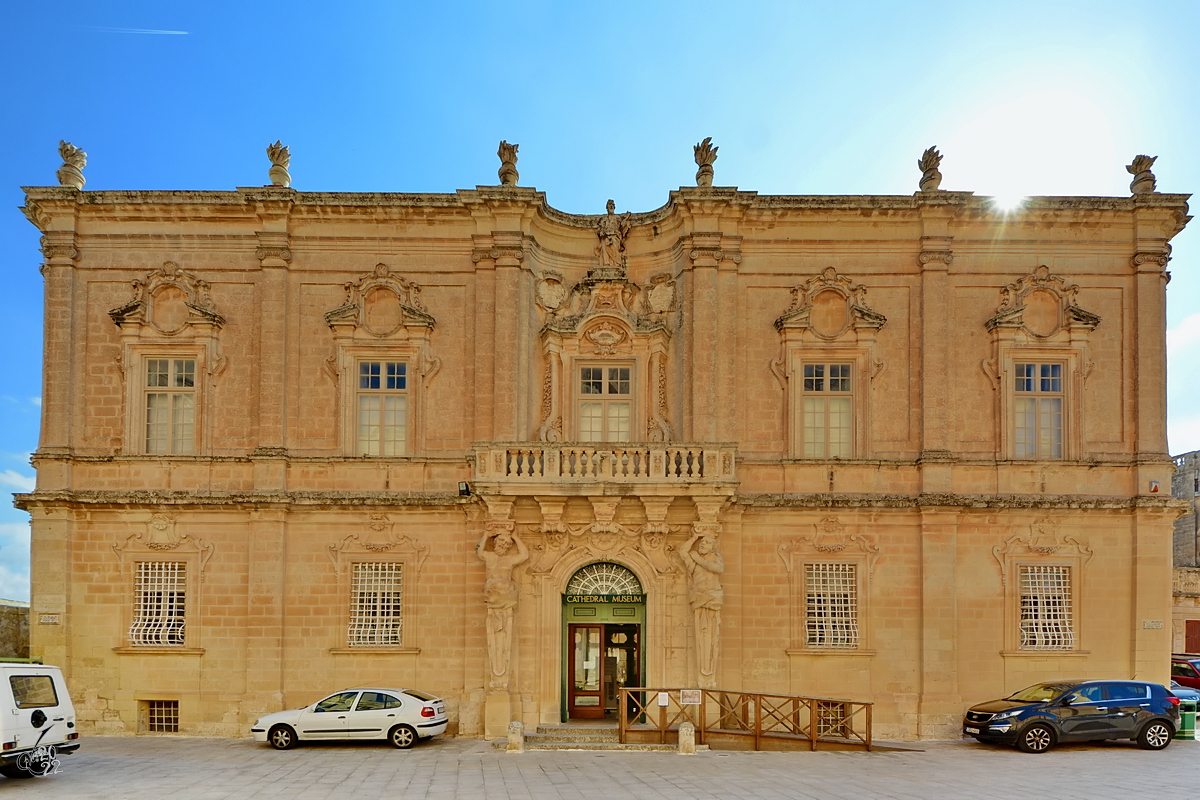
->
[129, 561, 186, 646]
[348, 562, 403, 646]
[804, 563, 858, 648]
[1019, 564, 1074, 650]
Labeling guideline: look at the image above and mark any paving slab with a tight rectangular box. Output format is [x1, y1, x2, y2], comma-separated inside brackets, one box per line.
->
[1, 734, 1197, 799]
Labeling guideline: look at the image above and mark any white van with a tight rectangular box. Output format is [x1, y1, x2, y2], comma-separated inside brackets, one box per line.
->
[0, 663, 78, 778]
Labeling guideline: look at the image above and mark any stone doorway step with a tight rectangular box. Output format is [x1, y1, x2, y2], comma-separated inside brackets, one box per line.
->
[491, 721, 709, 752]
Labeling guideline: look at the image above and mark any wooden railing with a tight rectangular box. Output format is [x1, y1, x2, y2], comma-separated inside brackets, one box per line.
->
[618, 687, 872, 752]
[473, 443, 737, 484]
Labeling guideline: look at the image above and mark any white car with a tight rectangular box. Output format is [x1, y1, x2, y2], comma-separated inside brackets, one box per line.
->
[251, 688, 448, 750]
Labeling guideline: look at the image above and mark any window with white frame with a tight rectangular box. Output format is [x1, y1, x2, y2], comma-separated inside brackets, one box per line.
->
[347, 562, 403, 646]
[804, 563, 858, 648]
[801, 363, 853, 458]
[578, 365, 632, 442]
[145, 359, 195, 454]
[1018, 564, 1074, 650]
[129, 561, 186, 646]
[357, 361, 407, 456]
[1014, 362, 1063, 459]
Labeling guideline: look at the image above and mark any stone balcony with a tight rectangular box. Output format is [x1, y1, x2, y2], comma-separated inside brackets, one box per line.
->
[471, 442, 738, 496]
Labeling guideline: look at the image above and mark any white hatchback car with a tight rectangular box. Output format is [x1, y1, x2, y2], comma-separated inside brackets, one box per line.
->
[251, 688, 448, 750]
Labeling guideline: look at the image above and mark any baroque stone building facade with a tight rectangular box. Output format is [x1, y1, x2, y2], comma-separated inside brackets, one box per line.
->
[16, 143, 1190, 739]
[1172, 450, 1200, 652]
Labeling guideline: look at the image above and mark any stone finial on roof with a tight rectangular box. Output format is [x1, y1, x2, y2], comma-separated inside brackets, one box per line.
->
[1127, 155, 1157, 195]
[56, 141, 86, 189]
[917, 146, 943, 192]
[694, 137, 718, 187]
[497, 141, 519, 186]
[267, 141, 291, 187]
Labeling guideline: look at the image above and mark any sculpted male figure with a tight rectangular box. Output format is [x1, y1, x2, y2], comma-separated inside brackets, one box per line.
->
[683, 532, 724, 683]
[595, 199, 632, 268]
[476, 526, 529, 689]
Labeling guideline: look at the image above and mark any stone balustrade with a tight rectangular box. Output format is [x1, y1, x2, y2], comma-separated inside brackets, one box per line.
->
[472, 443, 737, 484]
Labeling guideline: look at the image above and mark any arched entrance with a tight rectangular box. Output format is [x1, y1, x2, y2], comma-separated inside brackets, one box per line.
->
[562, 563, 645, 720]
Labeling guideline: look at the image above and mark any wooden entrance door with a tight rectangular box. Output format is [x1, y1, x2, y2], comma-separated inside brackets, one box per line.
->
[568, 624, 604, 718]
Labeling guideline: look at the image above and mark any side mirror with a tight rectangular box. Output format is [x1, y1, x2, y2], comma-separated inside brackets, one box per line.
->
[1061, 695, 1074, 706]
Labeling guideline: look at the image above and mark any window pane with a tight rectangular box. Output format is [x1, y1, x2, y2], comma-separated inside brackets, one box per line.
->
[358, 395, 381, 455]
[579, 403, 602, 441]
[129, 562, 186, 646]
[386, 362, 406, 390]
[804, 363, 824, 392]
[608, 368, 630, 395]
[1014, 397, 1036, 459]
[9, 676, 57, 709]
[348, 563, 403, 646]
[827, 397, 852, 458]
[380, 396, 407, 456]
[607, 402, 631, 442]
[805, 563, 858, 648]
[580, 368, 602, 395]
[829, 364, 851, 392]
[146, 359, 169, 387]
[1019, 565, 1074, 650]
[146, 393, 169, 453]
[802, 397, 825, 458]
[171, 394, 195, 455]
[1039, 398, 1062, 458]
[173, 359, 195, 388]
[359, 361, 381, 389]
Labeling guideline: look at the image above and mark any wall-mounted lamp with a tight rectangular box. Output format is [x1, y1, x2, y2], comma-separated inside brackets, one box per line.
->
[458, 482, 471, 497]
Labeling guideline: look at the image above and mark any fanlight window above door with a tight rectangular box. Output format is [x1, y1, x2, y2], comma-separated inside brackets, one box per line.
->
[565, 563, 642, 595]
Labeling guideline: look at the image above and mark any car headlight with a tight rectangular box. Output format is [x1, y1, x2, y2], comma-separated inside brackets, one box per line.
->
[992, 709, 1023, 720]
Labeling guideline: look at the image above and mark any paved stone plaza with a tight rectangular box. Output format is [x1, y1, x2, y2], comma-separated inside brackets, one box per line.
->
[5, 735, 1199, 799]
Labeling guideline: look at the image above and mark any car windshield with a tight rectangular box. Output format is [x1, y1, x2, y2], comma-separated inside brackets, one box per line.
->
[1006, 683, 1075, 702]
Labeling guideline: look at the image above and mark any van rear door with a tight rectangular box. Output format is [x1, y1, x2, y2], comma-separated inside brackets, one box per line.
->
[5, 670, 68, 750]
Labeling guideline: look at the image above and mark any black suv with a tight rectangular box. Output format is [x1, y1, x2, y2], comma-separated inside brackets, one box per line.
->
[963, 680, 1179, 753]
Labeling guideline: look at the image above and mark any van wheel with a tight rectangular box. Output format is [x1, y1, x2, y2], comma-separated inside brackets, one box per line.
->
[1136, 721, 1173, 750]
[1016, 723, 1056, 753]
[0, 765, 35, 779]
[268, 725, 297, 750]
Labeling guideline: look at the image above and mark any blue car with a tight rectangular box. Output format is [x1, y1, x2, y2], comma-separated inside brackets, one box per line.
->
[1170, 680, 1200, 702]
[964, 680, 1179, 753]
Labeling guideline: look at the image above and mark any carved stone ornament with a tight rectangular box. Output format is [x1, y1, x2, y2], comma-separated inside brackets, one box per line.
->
[112, 513, 215, 578]
[325, 263, 435, 335]
[694, 137, 718, 187]
[644, 273, 677, 314]
[327, 514, 430, 568]
[1127, 154, 1157, 195]
[776, 517, 881, 577]
[266, 141, 291, 187]
[774, 267, 887, 338]
[109, 262, 225, 334]
[917, 146, 943, 192]
[497, 140, 519, 186]
[57, 141, 86, 189]
[986, 265, 1100, 337]
[992, 518, 1093, 587]
[535, 271, 568, 312]
[583, 320, 628, 356]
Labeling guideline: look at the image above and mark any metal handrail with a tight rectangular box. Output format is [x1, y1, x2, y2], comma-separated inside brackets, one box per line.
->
[618, 687, 872, 751]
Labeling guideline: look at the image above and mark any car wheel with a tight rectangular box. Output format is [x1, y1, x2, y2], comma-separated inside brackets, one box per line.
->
[1136, 720, 1173, 750]
[268, 724, 297, 750]
[0, 765, 34, 779]
[1016, 723, 1056, 753]
[389, 724, 417, 749]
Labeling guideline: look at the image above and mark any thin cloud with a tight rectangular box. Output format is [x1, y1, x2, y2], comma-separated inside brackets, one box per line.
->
[0, 471, 34, 493]
[82, 26, 189, 35]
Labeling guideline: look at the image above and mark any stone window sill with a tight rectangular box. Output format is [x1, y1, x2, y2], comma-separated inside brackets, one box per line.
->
[1000, 649, 1090, 657]
[329, 647, 421, 655]
[113, 647, 206, 656]
[787, 649, 876, 657]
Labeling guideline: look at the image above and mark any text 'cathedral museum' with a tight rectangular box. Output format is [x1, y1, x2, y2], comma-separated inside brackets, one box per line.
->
[15, 139, 1191, 740]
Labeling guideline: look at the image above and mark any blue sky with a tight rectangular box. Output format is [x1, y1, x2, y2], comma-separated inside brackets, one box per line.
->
[1, 0, 1198, 601]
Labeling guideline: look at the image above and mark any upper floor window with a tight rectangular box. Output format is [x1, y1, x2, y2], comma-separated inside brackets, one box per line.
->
[578, 365, 631, 442]
[1014, 362, 1062, 459]
[145, 359, 195, 454]
[802, 363, 853, 458]
[357, 361, 407, 456]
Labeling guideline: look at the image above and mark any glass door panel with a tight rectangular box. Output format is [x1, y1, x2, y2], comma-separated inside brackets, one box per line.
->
[568, 625, 604, 718]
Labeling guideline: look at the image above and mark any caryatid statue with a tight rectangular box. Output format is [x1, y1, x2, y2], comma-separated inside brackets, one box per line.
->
[56, 141, 86, 190]
[497, 140, 519, 186]
[595, 199, 633, 269]
[917, 146, 943, 192]
[683, 531, 724, 686]
[476, 523, 529, 690]
[267, 141, 291, 187]
[694, 137, 718, 187]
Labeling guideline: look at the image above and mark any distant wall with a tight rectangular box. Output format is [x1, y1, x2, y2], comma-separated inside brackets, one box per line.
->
[0, 601, 30, 659]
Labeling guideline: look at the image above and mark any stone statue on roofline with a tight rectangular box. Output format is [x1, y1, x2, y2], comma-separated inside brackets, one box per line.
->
[918, 146, 943, 192]
[57, 141, 86, 190]
[595, 199, 633, 269]
[497, 140, 519, 186]
[266, 141, 291, 187]
[694, 137, 718, 187]
[1127, 155, 1157, 195]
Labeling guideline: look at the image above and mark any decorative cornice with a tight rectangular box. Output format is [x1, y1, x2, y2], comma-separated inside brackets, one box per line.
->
[15, 489, 469, 510]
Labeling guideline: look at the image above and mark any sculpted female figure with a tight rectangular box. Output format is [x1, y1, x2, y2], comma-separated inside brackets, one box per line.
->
[476, 525, 529, 689]
[595, 199, 632, 268]
[683, 532, 724, 684]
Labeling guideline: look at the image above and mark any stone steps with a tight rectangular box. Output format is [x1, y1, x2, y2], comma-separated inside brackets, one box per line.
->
[494, 723, 708, 752]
